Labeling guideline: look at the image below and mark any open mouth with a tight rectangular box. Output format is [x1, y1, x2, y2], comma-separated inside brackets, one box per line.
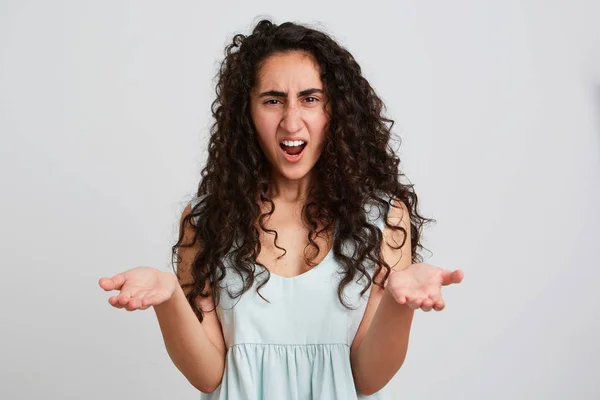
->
[279, 140, 307, 159]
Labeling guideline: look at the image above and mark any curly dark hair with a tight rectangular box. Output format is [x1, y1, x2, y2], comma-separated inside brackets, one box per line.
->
[171, 18, 435, 322]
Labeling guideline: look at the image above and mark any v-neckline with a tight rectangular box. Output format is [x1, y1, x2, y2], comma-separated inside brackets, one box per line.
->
[255, 221, 338, 281]
[260, 244, 335, 281]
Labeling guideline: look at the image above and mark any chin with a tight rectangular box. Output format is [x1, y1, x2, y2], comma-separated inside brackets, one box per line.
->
[282, 169, 310, 181]
[277, 165, 313, 181]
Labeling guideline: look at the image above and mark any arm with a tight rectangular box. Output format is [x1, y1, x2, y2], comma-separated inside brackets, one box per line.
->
[350, 198, 414, 396]
[153, 204, 226, 393]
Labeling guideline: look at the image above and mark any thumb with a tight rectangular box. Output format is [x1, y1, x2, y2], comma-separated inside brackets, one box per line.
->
[441, 269, 464, 286]
[98, 273, 127, 291]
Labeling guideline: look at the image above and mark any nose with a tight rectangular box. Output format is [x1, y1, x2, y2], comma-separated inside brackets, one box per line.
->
[280, 102, 303, 133]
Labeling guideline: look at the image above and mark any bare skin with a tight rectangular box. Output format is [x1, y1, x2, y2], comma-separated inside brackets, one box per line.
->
[254, 199, 334, 278]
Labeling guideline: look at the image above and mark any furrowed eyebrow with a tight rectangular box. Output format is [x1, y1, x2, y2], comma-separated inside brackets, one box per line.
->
[258, 88, 324, 98]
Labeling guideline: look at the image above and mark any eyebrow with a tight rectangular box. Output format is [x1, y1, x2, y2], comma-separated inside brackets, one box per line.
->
[258, 88, 324, 98]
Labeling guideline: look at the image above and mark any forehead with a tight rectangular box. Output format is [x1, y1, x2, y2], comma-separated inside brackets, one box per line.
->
[255, 51, 322, 89]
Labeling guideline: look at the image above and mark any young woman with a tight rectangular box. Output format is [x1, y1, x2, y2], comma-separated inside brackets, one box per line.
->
[99, 19, 464, 399]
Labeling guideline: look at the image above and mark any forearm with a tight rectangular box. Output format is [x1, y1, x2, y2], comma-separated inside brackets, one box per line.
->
[153, 284, 224, 393]
[351, 286, 414, 395]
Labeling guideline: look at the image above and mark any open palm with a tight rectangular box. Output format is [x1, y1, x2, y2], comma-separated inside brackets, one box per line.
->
[98, 267, 178, 311]
[387, 263, 464, 312]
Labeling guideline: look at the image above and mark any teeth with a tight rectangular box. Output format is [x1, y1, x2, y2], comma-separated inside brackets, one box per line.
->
[281, 140, 306, 147]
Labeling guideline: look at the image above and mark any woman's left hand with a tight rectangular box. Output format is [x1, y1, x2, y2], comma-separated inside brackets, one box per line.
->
[386, 263, 464, 312]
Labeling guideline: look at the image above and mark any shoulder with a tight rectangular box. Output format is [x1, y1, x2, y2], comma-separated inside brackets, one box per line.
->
[366, 193, 410, 237]
[385, 196, 409, 224]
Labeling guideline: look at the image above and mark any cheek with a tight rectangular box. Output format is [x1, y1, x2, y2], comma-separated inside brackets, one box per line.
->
[252, 115, 275, 144]
[253, 120, 282, 161]
[309, 114, 329, 143]
[255, 132, 276, 157]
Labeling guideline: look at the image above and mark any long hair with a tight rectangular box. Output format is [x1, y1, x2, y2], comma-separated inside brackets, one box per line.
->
[172, 19, 435, 322]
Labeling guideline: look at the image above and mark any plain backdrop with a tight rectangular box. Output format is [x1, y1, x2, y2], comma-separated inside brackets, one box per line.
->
[1, 1, 599, 399]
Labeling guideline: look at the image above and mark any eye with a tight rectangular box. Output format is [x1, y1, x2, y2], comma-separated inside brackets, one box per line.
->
[304, 96, 319, 103]
[264, 99, 281, 105]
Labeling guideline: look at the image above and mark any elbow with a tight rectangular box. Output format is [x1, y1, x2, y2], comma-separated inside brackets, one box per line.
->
[356, 382, 383, 397]
[354, 372, 385, 397]
[354, 359, 407, 396]
[356, 376, 395, 397]
[190, 371, 223, 394]
[186, 356, 225, 394]
[192, 379, 221, 394]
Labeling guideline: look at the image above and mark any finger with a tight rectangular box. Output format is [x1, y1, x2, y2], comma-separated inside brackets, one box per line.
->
[125, 300, 141, 311]
[133, 290, 155, 309]
[99, 274, 127, 291]
[429, 292, 443, 305]
[451, 269, 464, 283]
[421, 298, 433, 312]
[108, 296, 126, 309]
[116, 290, 134, 305]
[129, 290, 149, 308]
[393, 293, 407, 305]
[126, 289, 151, 310]
[441, 269, 464, 286]
[127, 297, 143, 310]
[416, 296, 426, 307]
[407, 296, 422, 310]
[428, 293, 445, 311]
[124, 295, 139, 311]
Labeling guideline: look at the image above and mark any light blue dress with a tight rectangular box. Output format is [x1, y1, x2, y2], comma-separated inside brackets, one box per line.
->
[191, 196, 391, 399]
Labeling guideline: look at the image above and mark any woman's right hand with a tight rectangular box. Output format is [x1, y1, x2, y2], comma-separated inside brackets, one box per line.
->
[98, 267, 179, 311]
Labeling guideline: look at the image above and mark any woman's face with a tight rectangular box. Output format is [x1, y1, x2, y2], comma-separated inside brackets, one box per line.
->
[250, 51, 329, 182]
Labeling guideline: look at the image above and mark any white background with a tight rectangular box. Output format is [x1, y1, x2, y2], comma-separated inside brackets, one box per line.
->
[1, 1, 599, 399]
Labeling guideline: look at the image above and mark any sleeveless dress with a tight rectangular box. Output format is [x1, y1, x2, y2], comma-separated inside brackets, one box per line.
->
[190, 196, 392, 399]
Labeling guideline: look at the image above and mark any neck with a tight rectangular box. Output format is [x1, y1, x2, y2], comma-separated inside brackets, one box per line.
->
[267, 169, 315, 205]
